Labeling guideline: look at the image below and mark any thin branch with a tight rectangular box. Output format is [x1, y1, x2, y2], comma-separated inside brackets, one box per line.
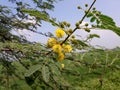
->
[28, 29, 54, 37]
[46, 0, 97, 55]
[61, 0, 97, 45]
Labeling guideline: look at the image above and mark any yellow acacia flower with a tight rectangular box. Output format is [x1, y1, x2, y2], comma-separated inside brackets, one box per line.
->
[55, 28, 65, 38]
[57, 52, 64, 61]
[61, 64, 65, 68]
[52, 44, 62, 53]
[47, 38, 57, 48]
[63, 45, 72, 53]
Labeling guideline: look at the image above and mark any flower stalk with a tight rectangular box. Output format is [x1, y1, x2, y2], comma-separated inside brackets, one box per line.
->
[60, 0, 97, 45]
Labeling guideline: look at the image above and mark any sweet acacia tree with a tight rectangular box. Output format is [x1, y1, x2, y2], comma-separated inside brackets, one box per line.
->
[0, 0, 120, 90]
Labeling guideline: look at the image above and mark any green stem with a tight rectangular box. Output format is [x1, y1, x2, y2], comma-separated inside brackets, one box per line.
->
[5, 64, 10, 90]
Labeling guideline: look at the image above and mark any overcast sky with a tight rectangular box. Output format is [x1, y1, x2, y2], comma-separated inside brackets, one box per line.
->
[1, 0, 120, 49]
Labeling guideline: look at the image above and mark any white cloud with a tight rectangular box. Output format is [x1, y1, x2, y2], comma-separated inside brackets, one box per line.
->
[11, 20, 120, 49]
[11, 29, 48, 43]
[22, 16, 36, 24]
[75, 29, 120, 49]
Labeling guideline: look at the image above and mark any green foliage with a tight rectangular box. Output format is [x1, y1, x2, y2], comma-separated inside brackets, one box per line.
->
[64, 48, 120, 90]
[88, 34, 100, 39]
[87, 11, 120, 36]
[0, 40, 120, 89]
[99, 14, 116, 27]
[71, 39, 88, 50]
[97, 14, 120, 36]
[25, 64, 41, 77]
[33, 0, 56, 10]
[90, 16, 96, 22]
[0, 0, 120, 90]
[21, 9, 49, 21]
[42, 65, 50, 83]
[0, 0, 61, 42]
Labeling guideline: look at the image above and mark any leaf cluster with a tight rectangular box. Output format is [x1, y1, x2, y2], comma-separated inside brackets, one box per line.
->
[0, 42, 120, 89]
[86, 8, 120, 36]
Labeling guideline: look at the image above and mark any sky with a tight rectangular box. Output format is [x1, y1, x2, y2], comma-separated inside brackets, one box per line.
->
[1, 0, 120, 49]
[38, 0, 120, 49]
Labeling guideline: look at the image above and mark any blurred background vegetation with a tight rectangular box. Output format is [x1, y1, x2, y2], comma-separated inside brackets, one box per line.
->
[0, 0, 120, 90]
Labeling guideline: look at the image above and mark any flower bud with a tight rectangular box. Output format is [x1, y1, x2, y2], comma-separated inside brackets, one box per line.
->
[84, 10, 88, 14]
[77, 6, 81, 9]
[71, 35, 75, 39]
[85, 23, 89, 27]
[61, 64, 65, 69]
[60, 23, 64, 28]
[67, 23, 71, 27]
[63, 21, 67, 25]
[79, 20, 82, 24]
[92, 7, 96, 10]
[85, 4, 88, 7]
[75, 22, 79, 27]
[84, 28, 90, 32]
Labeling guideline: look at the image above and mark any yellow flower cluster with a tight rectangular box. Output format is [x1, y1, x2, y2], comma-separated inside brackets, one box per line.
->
[62, 45, 72, 53]
[47, 38, 57, 48]
[47, 28, 72, 61]
[61, 64, 65, 69]
[52, 44, 64, 61]
[52, 44, 72, 61]
[55, 28, 65, 38]
[57, 52, 64, 61]
[52, 44, 62, 53]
